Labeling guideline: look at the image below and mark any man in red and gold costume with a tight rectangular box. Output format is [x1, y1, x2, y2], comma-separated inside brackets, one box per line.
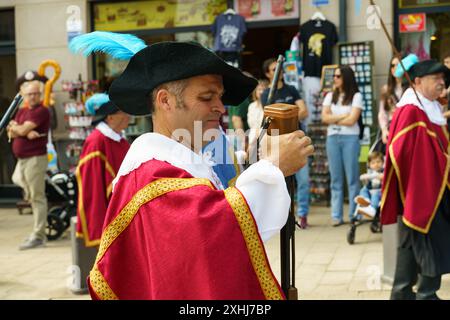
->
[75, 93, 130, 248]
[381, 60, 450, 300]
[71, 34, 314, 300]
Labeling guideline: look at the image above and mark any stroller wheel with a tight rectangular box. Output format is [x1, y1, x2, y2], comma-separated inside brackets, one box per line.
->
[370, 221, 381, 233]
[347, 225, 356, 245]
[46, 208, 64, 241]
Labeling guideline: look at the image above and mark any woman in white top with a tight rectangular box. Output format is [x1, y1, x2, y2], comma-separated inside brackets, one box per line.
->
[321, 65, 363, 226]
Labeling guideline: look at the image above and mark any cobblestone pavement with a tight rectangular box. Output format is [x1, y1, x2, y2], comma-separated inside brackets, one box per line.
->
[1, 206, 449, 300]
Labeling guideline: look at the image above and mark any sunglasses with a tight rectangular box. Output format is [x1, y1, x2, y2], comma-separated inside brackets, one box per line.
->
[391, 64, 398, 68]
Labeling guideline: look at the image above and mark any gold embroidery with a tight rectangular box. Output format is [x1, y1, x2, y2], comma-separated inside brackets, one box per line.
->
[380, 166, 394, 211]
[90, 265, 118, 300]
[224, 187, 284, 300]
[76, 151, 116, 247]
[90, 178, 214, 299]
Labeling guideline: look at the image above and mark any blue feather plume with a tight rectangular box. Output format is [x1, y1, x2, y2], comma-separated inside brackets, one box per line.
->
[69, 31, 146, 60]
[85, 93, 110, 115]
[394, 54, 419, 78]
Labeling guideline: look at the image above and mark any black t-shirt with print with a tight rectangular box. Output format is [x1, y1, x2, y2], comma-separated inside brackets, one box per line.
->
[299, 19, 338, 77]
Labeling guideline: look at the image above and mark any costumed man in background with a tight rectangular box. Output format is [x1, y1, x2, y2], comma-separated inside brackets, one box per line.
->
[7, 80, 50, 250]
[70, 32, 314, 300]
[75, 93, 130, 248]
[381, 59, 450, 300]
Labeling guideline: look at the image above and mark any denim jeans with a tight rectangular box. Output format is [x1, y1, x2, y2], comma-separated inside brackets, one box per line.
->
[360, 186, 381, 210]
[326, 135, 361, 222]
[295, 162, 310, 218]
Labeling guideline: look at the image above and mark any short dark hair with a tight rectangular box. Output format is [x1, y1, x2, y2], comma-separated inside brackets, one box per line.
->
[263, 58, 277, 75]
[368, 151, 384, 163]
[444, 52, 450, 60]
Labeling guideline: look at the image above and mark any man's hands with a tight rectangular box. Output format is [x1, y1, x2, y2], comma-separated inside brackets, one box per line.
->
[260, 130, 314, 177]
[26, 130, 43, 140]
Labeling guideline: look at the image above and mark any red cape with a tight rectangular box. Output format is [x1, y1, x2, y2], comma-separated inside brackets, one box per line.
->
[381, 104, 450, 233]
[76, 129, 130, 247]
[87, 159, 284, 300]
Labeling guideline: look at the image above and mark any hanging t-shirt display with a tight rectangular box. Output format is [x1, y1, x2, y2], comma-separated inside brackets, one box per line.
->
[299, 19, 338, 77]
[212, 13, 247, 53]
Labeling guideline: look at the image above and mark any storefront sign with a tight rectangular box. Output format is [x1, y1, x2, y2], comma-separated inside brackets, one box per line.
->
[234, 0, 299, 21]
[399, 13, 426, 33]
[94, 0, 227, 31]
[399, 0, 450, 8]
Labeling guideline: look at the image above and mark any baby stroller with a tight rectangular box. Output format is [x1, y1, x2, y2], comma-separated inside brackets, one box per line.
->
[346, 131, 383, 245]
[45, 171, 78, 241]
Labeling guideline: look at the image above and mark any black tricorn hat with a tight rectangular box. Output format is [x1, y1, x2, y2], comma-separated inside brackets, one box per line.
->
[16, 70, 48, 91]
[95, 100, 119, 116]
[409, 60, 450, 81]
[109, 41, 257, 116]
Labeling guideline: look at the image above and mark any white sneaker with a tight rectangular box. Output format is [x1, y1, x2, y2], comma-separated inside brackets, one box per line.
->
[19, 237, 46, 250]
[355, 196, 371, 207]
[357, 205, 376, 219]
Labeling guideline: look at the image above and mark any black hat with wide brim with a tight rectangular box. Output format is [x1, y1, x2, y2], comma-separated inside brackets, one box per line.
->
[109, 41, 257, 116]
[96, 100, 120, 116]
[409, 60, 450, 81]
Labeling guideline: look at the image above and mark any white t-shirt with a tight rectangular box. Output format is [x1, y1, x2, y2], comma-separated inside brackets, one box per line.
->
[323, 92, 364, 136]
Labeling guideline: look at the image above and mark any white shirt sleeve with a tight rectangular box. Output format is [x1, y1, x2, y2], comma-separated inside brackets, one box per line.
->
[352, 92, 364, 110]
[323, 92, 333, 107]
[235, 160, 290, 242]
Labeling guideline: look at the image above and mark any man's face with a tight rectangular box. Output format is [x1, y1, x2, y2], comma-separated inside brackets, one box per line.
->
[107, 111, 130, 132]
[22, 82, 42, 107]
[416, 73, 446, 101]
[168, 74, 225, 149]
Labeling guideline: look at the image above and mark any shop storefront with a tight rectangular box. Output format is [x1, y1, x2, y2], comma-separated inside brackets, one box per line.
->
[0, 8, 17, 186]
[395, 0, 450, 61]
[89, 0, 300, 136]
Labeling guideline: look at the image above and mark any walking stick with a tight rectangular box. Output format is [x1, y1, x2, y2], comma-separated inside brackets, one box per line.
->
[0, 93, 24, 138]
[259, 55, 299, 300]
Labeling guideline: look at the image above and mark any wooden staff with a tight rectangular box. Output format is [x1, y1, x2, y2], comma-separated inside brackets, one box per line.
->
[259, 54, 299, 300]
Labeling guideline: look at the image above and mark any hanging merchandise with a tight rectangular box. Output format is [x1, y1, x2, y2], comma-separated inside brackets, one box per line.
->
[283, 50, 302, 92]
[61, 76, 99, 172]
[299, 10, 338, 78]
[212, 7, 247, 68]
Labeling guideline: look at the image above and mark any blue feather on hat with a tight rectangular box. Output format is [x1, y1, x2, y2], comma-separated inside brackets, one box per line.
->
[394, 54, 419, 78]
[85, 93, 110, 115]
[69, 31, 146, 60]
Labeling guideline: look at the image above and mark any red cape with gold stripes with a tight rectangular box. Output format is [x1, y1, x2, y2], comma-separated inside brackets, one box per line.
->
[75, 129, 130, 247]
[87, 159, 284, 300]
[381, 104, 450, 233]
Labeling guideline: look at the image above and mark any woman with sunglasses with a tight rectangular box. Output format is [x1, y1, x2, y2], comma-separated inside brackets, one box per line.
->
[378, 56, 408, 146]
[322, 65, 363, 226]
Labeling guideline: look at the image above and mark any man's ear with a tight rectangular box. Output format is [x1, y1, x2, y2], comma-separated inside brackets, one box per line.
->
[155, 89, 175, 112]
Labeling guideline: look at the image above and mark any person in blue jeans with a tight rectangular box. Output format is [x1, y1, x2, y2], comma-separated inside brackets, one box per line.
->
[322, 65, 363, 226]
[295, 161, 310, 228]
[354, 151, 384, 219]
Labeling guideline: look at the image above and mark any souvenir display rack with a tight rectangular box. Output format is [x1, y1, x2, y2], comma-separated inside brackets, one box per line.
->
[58, 76, 99, 172]
[338, 41, 375, 127]
[308, 90, 330, 206]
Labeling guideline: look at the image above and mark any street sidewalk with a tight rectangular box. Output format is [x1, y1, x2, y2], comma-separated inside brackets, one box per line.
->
[1, 205, 449, 300]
